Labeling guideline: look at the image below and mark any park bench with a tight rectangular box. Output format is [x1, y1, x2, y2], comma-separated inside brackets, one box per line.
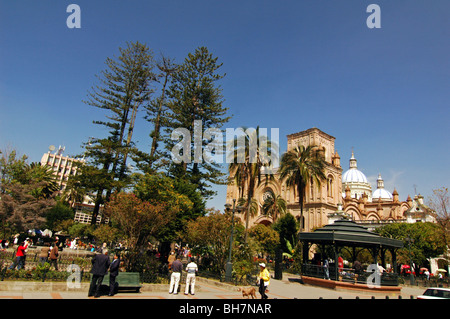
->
[92, 272, 142, 293]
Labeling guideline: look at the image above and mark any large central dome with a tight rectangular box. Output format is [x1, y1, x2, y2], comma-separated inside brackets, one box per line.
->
[342, 167, 368, 183]
[342, 151, 372, 201]
[342, 151, 368, 183]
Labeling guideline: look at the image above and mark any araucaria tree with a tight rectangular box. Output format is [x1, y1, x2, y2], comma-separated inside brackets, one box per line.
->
[165, 46, 231, 199]
[80, 41, 156, 224]
[136, 55, 179, 173]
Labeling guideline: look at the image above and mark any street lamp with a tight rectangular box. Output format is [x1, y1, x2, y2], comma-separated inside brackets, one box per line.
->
[224, 199, 243, 282]
[406, 236, 415, 285]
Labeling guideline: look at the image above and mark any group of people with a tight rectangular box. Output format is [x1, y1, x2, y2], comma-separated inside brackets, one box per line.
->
[7, 238, 60, 271]
[0, 239, 10, 250]
[88, 250, 121, 298]
[168, 252, 199, 296]
[167, 252, 271, 299]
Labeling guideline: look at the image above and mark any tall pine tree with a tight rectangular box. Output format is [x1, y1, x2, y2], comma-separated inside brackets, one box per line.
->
[164, 47, 231, 199]
[80, 41, 155, 224]
[133, 55, 178, 173]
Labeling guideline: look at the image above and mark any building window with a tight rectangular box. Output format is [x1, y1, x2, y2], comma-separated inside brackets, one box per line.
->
[327, 176, 333, 197]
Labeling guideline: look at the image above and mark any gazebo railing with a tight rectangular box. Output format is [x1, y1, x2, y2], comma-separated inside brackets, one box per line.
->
[302, 264, 399, 286]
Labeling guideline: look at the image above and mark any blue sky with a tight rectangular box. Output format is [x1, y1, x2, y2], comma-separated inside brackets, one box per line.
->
[0, 1, 449, 211]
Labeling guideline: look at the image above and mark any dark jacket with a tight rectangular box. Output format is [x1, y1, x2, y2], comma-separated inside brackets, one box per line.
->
[109, 258, 120, 277]
[91, 253, 110, 276]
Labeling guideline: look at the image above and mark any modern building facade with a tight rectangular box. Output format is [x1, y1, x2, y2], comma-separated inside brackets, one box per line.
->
[40, 145, 105, 224]
[40, 145, 82, 193]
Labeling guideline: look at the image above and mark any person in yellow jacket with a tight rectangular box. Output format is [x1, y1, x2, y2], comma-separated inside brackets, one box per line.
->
[257, 263, 270, 299]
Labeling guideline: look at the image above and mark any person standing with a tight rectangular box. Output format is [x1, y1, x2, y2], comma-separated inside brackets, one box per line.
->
[108, 253, 120, 296]
[168, 251, 176, 270]
[323, 258, 330, 280]
[39, 244, 50, 265]
[13, 235, 19, 247]
[88, 249, 110, 298]
[257, 263, 270, 299]
[424, 269, 430, 281]
[9, 241, 28, 270]
[184, 258, 198, 295]
[48, 242, 59, 270]
[169, 255, 183, 294]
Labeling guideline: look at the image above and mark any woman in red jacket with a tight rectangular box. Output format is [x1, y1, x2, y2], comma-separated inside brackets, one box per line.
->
[9, 241, 28, 270]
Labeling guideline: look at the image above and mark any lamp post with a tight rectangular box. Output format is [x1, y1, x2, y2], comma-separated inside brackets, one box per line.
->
[224, 199, 243, 282]
[406, 236, 415, 285]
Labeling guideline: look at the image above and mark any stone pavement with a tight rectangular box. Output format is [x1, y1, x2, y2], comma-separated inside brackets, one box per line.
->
[0, 273, 426, 300]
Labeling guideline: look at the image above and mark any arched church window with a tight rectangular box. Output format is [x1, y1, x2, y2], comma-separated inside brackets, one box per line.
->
[327, 176, 333, 197]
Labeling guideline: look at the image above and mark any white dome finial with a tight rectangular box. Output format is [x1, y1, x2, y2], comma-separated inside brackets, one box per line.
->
[349, 149, 357, 169]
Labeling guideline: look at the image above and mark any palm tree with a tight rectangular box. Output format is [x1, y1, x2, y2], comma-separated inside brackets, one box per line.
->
[278, 145, 326, 231]
[228, 127, 277, 242]
[237, 197, 259, 224]
[24, 162, 59, 199]
[262, 189, 286, 221]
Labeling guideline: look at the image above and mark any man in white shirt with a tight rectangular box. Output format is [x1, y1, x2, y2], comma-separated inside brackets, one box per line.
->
[184, 258, 198, 295]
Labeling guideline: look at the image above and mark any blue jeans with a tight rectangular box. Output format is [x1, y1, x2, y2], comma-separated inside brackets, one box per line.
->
[9, 256, 25, 270]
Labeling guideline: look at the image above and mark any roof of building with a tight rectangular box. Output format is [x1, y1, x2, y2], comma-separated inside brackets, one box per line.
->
[342, 151, 370, 184]
[373, 188, 393, 200]
[342, 168, 369, 184]
[299, 219, 403, 248]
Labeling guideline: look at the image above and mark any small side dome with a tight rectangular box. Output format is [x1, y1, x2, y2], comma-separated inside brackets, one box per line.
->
[372, 174, 393, 200]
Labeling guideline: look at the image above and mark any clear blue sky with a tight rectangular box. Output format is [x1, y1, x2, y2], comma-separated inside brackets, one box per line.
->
[1, 1, 449, 211]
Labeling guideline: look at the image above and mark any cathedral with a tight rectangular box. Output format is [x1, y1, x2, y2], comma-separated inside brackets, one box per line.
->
[226, 127, 435, 231]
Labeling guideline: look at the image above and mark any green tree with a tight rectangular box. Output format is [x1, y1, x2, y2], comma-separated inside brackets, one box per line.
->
[0, 150, 57, 233]
[248, 223, 280, 256]
[164, 46, 231, 199]
[135, 55, 179, 173]
[278, 145, 326, 230]
[0, 149, 28, 189]
[184, 209, 240, 274]
[228, 127, 277, 242]
[272, 212, 299, 254]
[21, 162, 58, 199]
[262, 189, 286, 222]
[428, 187, 450, 262]
[81, 41, 156, 224]
[133, 172, 205, 241]
[375, 222, 446, 266]
[92, 224, 118, 245]
[45, 201, 74, 230]
[105, 193, 175, 264]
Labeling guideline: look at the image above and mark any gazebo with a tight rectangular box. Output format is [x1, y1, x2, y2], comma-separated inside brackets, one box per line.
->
[299, 218, 404, 292]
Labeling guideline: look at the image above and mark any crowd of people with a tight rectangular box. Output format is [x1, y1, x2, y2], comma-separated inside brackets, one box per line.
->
[2, 235, 275, 299]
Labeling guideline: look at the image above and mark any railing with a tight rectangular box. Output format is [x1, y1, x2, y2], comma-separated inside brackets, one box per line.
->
[302, 264, 399, 286]
[0, 249, 258, 286]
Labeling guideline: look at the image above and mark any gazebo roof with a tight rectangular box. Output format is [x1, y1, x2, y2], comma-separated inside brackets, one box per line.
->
[299, 219, 403, 248]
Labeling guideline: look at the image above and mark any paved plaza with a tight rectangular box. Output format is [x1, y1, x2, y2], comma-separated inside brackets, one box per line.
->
[0, 273, 425, 300]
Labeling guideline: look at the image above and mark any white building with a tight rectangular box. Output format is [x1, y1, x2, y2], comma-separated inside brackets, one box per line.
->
[40, 145, 83, 193]
[40, 145, 105, 224]
[342, 151, 373, 201]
